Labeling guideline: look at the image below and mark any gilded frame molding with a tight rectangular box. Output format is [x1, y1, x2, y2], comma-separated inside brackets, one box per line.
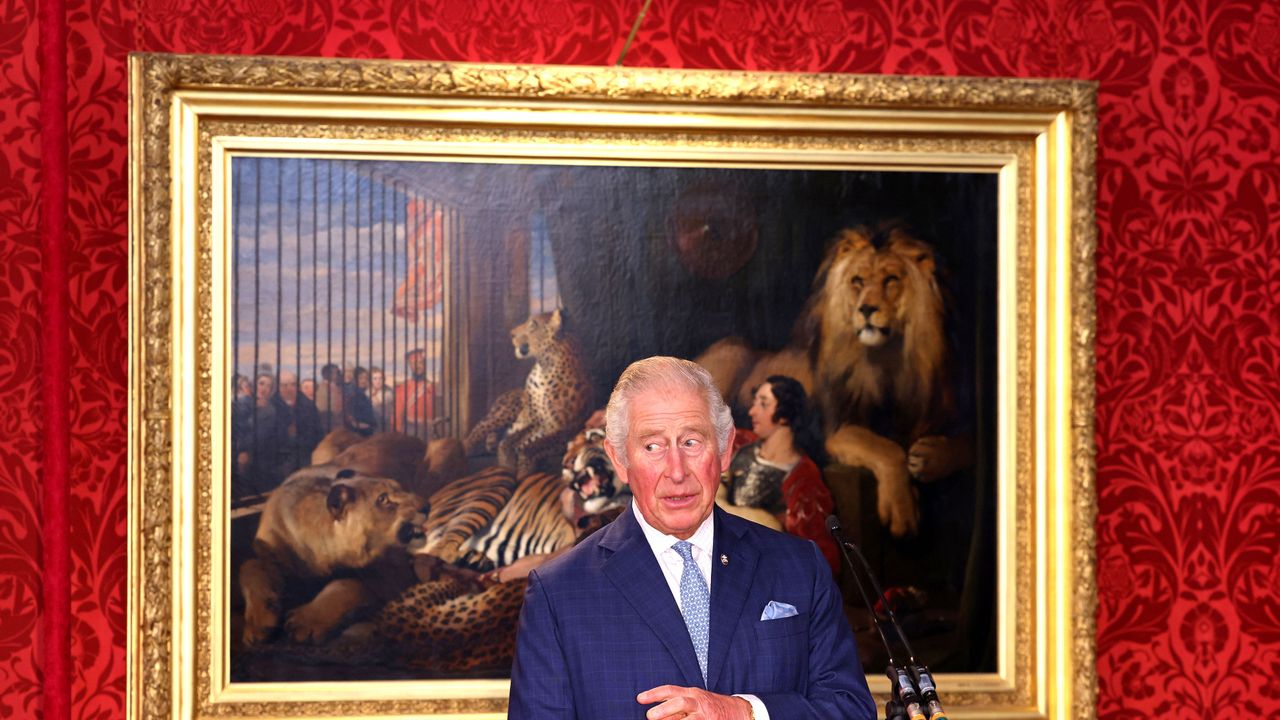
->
[127, 53, 1097, 720]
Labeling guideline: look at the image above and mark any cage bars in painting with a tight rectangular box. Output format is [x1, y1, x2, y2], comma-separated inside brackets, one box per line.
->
[230, 158, 466, 451]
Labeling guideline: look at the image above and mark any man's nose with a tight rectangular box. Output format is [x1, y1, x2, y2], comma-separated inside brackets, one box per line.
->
[664, 448, 686, 481]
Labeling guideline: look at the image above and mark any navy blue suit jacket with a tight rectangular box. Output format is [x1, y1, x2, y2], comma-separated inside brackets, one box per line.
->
[508, 506, 876, 719]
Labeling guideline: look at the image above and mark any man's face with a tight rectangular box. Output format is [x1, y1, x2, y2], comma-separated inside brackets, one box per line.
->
[371, 371, 384, 389]
[256, 375, 274, 402]
[410, 354, 426, 377]
[300, 379, 315, 399]
[279, 375, 298, 404]
[604, 385, 732, 540]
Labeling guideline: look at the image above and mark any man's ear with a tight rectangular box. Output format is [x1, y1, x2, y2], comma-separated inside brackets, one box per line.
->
[327, 484, 356, 520]
[719, 427, 735, 471]
[603, 441, 629, 486]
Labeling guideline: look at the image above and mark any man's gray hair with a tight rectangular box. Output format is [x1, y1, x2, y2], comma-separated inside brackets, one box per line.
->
[604, 356, 733, 466]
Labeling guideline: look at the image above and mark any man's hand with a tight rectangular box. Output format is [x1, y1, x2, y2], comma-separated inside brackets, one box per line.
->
[638, 685, 753, 719]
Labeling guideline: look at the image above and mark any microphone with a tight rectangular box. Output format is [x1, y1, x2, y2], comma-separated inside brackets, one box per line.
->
[890, 665, 926, 720]
[826, 515, 949, 720]
[911, 665, 947, 720]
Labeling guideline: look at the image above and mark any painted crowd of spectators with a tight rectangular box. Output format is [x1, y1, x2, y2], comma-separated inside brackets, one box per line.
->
[229, 352, 438, 501]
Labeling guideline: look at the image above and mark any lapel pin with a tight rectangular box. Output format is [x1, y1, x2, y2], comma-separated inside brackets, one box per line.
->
[720, 554, 729, 566]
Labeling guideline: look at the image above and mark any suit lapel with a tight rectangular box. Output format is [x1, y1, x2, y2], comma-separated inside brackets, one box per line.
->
[601, 508, 705, 688]
[707, 508, 759, 690]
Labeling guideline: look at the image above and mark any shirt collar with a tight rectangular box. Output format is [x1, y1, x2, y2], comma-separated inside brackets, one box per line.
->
[633, 499, 715, 558]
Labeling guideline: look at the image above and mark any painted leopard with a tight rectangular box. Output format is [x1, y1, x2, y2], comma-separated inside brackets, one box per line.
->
[374, 574, 527, 673]
[368, 508, 618, 674]
[463, 309, 592, 476]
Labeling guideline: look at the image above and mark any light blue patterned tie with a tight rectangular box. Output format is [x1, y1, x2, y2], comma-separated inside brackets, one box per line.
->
[673, 540, 710, 685]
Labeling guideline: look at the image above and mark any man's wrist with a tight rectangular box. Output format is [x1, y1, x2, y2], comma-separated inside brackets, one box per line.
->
[733, 693, 768, 720]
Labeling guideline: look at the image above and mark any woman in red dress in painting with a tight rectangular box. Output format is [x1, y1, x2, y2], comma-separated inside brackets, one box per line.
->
[721, 375, 840, 573]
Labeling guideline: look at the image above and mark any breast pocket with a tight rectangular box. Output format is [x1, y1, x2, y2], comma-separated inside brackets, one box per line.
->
[746, 612, 810, 691]
[754, 611, 809, 639]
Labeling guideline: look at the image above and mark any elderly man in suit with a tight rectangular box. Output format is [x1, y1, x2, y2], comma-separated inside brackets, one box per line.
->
[509, 356, 875, 719]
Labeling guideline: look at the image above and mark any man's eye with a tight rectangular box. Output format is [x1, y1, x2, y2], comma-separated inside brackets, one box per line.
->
[682, 438, 700, 448]
[644, 442, 661, 452]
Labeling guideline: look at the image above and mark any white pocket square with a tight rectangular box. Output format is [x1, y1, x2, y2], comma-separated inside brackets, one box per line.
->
[761, 600, 798, 620]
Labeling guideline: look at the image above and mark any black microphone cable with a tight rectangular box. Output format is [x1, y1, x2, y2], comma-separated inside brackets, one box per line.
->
[829, 515, 917, 662]
[826, 515, 926, 720]
[826, 514, 899, 665]
[837, 523, 949, 719]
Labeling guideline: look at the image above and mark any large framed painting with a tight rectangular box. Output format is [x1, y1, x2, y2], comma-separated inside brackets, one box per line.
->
[127, 54, 1097, 719]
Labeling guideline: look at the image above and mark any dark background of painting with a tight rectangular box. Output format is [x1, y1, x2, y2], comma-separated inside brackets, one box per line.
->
[452, 164, 997, 388]
[536, 168, 997, 394]
[5, 1, 1280, 718]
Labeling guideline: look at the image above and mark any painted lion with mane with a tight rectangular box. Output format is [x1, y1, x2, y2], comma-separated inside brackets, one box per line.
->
[698, 226, 971, 537]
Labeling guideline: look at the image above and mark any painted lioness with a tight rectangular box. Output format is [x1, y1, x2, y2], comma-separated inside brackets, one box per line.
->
[240, 466, 429, 646]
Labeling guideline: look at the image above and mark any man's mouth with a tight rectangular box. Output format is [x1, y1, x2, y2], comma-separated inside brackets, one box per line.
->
[661, 494, 698, 508]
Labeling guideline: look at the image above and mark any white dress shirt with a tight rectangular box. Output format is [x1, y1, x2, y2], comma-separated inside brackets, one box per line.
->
[632, 502, 771, 720]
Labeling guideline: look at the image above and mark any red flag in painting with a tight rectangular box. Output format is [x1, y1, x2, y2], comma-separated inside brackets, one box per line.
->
[392, 199, 444, 322]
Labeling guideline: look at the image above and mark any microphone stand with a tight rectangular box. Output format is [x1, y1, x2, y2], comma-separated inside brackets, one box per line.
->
[827, 516, 948, 720]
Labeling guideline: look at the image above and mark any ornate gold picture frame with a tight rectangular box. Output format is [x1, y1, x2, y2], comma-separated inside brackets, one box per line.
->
[128, 53, 1097, 719]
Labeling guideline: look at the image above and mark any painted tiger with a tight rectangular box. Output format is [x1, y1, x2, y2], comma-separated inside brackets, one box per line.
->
[419, 465, 577, 571]
[418, 465, 519, 564]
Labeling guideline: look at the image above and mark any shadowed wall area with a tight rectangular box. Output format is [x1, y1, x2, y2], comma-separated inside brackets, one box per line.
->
[2, 1, 1278, 718]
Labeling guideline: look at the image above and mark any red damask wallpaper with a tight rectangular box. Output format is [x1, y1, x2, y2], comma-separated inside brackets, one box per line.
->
[0, 0, 43, 713]
[2, 0, 1277, 718]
